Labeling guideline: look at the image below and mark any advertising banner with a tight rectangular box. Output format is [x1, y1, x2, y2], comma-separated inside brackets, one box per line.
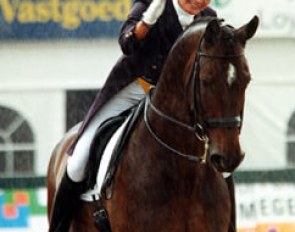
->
[212, 0, 295, 38]
[0, 0, 294, 40]
[236, 183, 295, 232]
[0, 0, 130, 39]
[0, 188, 47, 231]
[1, 183, 295, 231]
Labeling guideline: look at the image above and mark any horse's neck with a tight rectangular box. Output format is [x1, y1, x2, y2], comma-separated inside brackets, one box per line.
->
[152, 80, 190, 123]
[147, 84, 204, 161]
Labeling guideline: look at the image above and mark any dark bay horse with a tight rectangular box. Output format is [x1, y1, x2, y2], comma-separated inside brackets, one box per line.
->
[47, 16, 259, 232]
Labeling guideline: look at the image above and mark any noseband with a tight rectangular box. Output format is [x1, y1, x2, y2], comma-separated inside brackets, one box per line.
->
[144, 30, 244, 163]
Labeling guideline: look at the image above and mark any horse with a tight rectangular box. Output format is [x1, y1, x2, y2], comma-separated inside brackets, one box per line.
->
[47, 16, 259, 232]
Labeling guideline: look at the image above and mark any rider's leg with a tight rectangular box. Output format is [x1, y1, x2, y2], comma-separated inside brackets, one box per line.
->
[67, 81, 146, 182]
[48, 81, 145, 232]
[48, 172, 83, 232]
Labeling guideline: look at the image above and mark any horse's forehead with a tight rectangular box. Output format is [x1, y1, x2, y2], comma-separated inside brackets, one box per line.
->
[222, 25, 235, 36]
[227, 63, 236, 87]
[222, 26, 245, 53]
[204, 61, 245, 87]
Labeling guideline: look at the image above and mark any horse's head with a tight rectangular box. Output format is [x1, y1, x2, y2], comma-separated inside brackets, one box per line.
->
[179, 16, 259, 173]
[190, 16, 259, 172]
[152, 16, 258, 173]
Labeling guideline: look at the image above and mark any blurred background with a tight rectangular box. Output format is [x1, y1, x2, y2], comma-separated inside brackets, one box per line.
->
[0, 0, 294, 231]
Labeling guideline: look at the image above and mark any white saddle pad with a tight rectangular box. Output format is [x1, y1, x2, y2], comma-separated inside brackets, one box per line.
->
[80, 115, 131, 201]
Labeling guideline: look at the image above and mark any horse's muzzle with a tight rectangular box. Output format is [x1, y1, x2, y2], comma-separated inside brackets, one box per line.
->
[208, 151, 245, 173]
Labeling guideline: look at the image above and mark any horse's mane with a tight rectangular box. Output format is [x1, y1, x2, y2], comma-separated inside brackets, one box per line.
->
[159, 16, 229, 84]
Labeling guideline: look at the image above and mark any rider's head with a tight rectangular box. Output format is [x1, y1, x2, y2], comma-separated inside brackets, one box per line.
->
[178, 0, 211, 15]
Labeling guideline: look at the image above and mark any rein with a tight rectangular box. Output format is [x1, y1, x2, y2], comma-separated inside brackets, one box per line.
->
[144, 91, 209, 163]
[144, 30, 244, 163]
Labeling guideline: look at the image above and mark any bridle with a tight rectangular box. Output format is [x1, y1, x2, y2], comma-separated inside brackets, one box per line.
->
[191, 32, 244, 131]
[144, 28, 244, 163]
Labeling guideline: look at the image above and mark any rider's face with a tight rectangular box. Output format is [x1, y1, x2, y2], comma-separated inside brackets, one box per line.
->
[178, 0, 211, 15]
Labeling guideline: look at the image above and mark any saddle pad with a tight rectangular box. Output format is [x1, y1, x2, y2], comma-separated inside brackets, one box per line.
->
[80, 115, 132, 201]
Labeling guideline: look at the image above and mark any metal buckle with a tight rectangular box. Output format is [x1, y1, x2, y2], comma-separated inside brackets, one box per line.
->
[194, 123, 207, 141]
[200, 136, 209, 164]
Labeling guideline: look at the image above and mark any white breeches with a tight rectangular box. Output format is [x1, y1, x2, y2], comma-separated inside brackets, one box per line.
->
[67, 81, 146, 182]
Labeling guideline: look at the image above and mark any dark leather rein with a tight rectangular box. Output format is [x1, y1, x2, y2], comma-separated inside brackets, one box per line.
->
[144, 32, 244, 163]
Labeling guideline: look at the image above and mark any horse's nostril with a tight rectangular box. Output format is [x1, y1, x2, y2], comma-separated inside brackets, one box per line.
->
[209, 152, 245, 172]
[210, 154, 225, 170]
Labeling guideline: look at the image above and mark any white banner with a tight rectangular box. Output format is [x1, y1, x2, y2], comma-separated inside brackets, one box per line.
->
[236, 183, 295, 231]
[212, 0, 295, 38]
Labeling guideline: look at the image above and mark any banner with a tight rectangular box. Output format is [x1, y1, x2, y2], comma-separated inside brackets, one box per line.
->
[236, 183, 295, 232]
[0, 1, 293, 40]
[0, 0, 130, 39]
[0, 188, 47, 231]
[211, 0, 295, 38]
[1, 183, 295, 231]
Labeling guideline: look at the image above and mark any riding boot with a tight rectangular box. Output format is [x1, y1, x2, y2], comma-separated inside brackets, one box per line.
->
[49, 171, 84, 232]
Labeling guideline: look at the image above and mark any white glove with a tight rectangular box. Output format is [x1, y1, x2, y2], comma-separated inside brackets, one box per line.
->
[142, 0, 167, 26]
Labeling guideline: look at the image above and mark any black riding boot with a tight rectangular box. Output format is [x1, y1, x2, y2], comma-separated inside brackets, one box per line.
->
[49, 172, 84, 232]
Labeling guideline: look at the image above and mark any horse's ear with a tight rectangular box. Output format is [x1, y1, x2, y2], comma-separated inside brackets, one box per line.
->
[204, 18, 221, 45]
[236, 16, 259, 44]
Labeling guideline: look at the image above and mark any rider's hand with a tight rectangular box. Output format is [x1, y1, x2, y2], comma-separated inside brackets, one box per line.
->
[142, 0, 167, 26]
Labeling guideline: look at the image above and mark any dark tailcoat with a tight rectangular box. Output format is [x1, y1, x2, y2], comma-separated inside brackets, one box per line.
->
[68, 1, 216, 154]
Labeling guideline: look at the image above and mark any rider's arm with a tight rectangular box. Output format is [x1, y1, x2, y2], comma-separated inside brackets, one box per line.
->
[119, 0, 166, 55]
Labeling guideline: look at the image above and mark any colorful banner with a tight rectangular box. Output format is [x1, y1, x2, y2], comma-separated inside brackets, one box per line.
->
[1, 183, 295, 231]
[0, 188, 46, 229]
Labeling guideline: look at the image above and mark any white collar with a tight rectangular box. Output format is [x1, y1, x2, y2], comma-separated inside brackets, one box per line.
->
[172, 0, 195, 30]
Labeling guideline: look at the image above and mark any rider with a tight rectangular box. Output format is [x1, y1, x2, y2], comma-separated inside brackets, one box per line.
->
[49, 0, 216, 231]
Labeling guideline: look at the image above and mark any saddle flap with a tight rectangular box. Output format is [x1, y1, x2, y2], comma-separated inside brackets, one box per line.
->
[86, 115, 127, 188]
[85, 99, 145, 193]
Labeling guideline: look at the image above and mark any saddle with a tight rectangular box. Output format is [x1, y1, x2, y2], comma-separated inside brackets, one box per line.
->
[85, 98, 145, 197]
